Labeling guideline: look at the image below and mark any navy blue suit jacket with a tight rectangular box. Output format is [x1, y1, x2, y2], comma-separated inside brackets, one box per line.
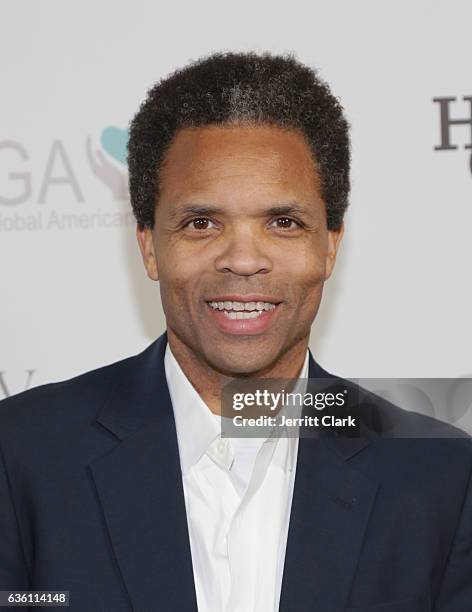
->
[0, 332, 471, 611]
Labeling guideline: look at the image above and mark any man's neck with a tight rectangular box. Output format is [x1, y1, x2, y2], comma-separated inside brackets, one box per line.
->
[167, 330, 309, 415]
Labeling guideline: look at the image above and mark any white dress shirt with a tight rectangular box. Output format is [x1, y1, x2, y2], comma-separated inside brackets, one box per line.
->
[164, 343, 309, 612]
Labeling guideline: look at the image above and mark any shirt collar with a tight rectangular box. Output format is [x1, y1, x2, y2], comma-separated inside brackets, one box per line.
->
[165, 342, 310, 475]
[164, 344, 220, 475]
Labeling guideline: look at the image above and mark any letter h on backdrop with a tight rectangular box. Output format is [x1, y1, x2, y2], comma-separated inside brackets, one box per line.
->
[433, 96, 472, 175]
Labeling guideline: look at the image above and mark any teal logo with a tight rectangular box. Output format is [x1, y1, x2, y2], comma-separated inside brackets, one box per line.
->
[86, 126, 129, 200]
[100, 126, 129, 165]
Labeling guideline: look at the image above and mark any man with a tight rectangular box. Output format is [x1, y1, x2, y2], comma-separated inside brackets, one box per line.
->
[0, 52, 471, 612]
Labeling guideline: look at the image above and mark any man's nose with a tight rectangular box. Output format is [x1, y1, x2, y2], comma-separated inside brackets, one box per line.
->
[213, 228, 273, 276]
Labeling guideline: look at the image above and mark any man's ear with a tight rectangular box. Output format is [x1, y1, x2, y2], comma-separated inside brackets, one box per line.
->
[136, 225, 159, 281]
[324, 221, 344, 280]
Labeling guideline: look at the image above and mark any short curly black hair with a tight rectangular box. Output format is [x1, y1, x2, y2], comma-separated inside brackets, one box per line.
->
[127, 51, 351, 231]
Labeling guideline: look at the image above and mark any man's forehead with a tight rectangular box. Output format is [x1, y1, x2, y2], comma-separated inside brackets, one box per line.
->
[159, 124, 321, 193]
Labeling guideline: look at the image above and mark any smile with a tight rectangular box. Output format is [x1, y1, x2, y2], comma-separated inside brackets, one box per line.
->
[205, 298, 280, 335]
[208, 300, 276, 319]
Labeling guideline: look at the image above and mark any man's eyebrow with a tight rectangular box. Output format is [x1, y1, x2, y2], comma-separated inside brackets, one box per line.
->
[170, 203, 312, 218]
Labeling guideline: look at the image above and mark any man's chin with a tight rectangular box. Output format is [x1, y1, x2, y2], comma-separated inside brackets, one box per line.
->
[204, 348, 279, 378]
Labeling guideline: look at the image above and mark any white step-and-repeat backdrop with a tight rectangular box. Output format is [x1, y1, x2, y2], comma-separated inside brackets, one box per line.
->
[2, 1, 471, 399]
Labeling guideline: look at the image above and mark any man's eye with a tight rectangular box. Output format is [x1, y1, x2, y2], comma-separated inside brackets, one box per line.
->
[271, 217, 300, 229]
[185, 217, 216, 230]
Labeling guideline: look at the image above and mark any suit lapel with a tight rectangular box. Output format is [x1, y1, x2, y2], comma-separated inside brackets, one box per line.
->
[88, 332, 198, 611]
[279, 356, 380, 612]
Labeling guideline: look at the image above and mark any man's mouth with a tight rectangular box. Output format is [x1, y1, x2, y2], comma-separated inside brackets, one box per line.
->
[204, 295, 282, 335]
[207, 300, 277, 320]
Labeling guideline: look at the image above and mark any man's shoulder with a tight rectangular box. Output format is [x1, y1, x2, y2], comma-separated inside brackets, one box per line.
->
[314, 362, 472, 460]
[320, 366, 469, 433]
[0, 350, 139, 436]
[358, 384, 471, 441]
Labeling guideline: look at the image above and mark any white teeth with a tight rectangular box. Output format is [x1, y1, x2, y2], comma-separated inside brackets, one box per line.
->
[225, 311, 263, 319]
[208, 300, 277, 311]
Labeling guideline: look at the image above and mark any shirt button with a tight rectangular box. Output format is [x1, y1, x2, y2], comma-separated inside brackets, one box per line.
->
[217, 440, 226, 454]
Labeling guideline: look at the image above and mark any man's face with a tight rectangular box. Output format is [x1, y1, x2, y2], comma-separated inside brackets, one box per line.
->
[137, 124, 343, 375]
